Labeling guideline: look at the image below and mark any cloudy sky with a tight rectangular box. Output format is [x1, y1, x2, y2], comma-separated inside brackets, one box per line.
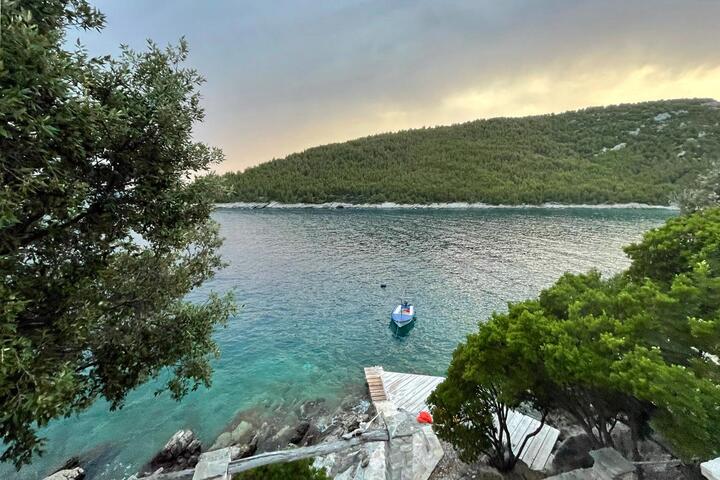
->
[78, 0, 720, 172]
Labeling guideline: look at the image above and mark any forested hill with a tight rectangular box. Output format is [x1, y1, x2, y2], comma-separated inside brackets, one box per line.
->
[211, 99, 720, 205]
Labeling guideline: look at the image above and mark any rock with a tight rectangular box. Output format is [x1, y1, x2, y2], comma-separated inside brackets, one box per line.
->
[44, 468, 85, 480]
[193, 448, 232, 480]
[318, 412, 443, 480]
[551, 433, 595, 474]
[252, 422, 279, 453]
[360, 450, 370, 468]
[230, 421, 253, 444]
[609, 427, 681, 479]
[299, 398, 327, 419]
[429, 439, 490, 479]
[299, 423, 321, 446]
[273, 425, 295, 446]
[590, 448, 636, 479]
[210, 420, 254, 451]
[166, 430, 195, 458]
[210, 432, 233, 450]
[654, 112, 671, 122]
[141, 429, 202, 475]
[546, 411, 585, 442]
[231, 442, 257, 460]
[506, 460, 545, 480]
[610, 423, 634, 460]
[52, 443, 121, 480]
[290, 420, 311, 445]
[334, 449, 362, 476]
[343, 416, 361, 433]
[186, 439, 201, 456]
[316, 404, 370, 444]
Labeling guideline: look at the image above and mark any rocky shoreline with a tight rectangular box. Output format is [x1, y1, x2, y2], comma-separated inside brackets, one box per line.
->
[134, 392, 375, 478]
[46, 392, 692, 480]
[215, 201, 678, 211]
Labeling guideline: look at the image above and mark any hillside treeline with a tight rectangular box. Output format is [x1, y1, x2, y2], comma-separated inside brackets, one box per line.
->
[211, 99, 720, 205]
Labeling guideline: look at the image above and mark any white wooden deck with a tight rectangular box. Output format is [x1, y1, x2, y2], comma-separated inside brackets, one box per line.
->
[382, 370, 445, 414]
[364, 367, 560, 472]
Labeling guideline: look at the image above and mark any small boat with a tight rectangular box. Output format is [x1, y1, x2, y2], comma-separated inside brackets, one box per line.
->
[391, 300, 415, 327]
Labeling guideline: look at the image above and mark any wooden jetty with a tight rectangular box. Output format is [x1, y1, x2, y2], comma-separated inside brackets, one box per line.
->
[364, 366, 560, 472]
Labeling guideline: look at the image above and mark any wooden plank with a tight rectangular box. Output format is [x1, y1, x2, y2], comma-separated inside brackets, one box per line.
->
[509, 415, 534, 450]
[513, 418, 540, 453]
[529, 425, 560, 470]
[383, 371, 445, 414]
[521, 423, 551, 468]
[500, 411, 522, 443]
[364, 366, 388, 402]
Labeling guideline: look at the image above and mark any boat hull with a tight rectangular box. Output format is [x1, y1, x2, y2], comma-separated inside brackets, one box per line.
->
[391, 304, 415, 326]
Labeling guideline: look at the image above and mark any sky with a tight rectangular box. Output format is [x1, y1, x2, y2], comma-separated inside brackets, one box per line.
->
[77, 0, 720, 173]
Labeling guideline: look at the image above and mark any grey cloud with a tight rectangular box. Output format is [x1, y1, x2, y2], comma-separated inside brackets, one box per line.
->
[79, 0, 720, 170]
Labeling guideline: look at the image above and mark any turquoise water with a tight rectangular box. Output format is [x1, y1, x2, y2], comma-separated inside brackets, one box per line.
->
[7, 208, 675, 479]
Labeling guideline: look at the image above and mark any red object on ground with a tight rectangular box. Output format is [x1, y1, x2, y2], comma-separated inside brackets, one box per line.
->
[417, 411, 433, 424]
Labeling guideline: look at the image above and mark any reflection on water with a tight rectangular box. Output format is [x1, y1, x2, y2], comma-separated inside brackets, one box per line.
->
[7, 207, 674, 479]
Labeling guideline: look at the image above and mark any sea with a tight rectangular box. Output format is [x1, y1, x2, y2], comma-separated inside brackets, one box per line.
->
[6, 207, 675, 479]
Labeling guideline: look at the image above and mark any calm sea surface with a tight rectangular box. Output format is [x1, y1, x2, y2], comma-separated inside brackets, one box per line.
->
[8, 208, 675, 479]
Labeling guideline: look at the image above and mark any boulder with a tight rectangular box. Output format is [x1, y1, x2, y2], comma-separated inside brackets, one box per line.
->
[141, 429, 202, 475]
[546, 411, 585, 441]
[231, 441, 257, 460]
[252, 422, 278, 453]
[610, 423, 636, 460]
[290, 420, 311, 445]
[267, 424, 299, 449]
[551, 433, 595, 474]
[610, 422, 678, 476]
[210, 420, 255, 451]
[316, 406, 370, 444]
[165, 430, 196, 459]
[230, 421, 253, 444]
[210, 432, 233, 451]
[299, 422, 322, 447]
[44, 468, 85, 480]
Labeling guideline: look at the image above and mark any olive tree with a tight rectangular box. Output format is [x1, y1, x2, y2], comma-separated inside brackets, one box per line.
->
[0, 0, 234, 467]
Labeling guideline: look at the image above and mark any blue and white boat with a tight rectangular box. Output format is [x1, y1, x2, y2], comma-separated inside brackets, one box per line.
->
[391, 300, 415, 327]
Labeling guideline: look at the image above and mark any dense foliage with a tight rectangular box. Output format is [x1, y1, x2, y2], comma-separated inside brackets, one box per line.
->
[429, 208, 720, 467]
[232, 459, 329, 480]
[674, 161, 720, 213]
[0, 0, 234, 467]
[212, 99, 720, 205]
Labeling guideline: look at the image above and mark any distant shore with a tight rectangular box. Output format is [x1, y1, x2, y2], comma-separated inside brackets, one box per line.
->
[215, 201, 679, 210]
